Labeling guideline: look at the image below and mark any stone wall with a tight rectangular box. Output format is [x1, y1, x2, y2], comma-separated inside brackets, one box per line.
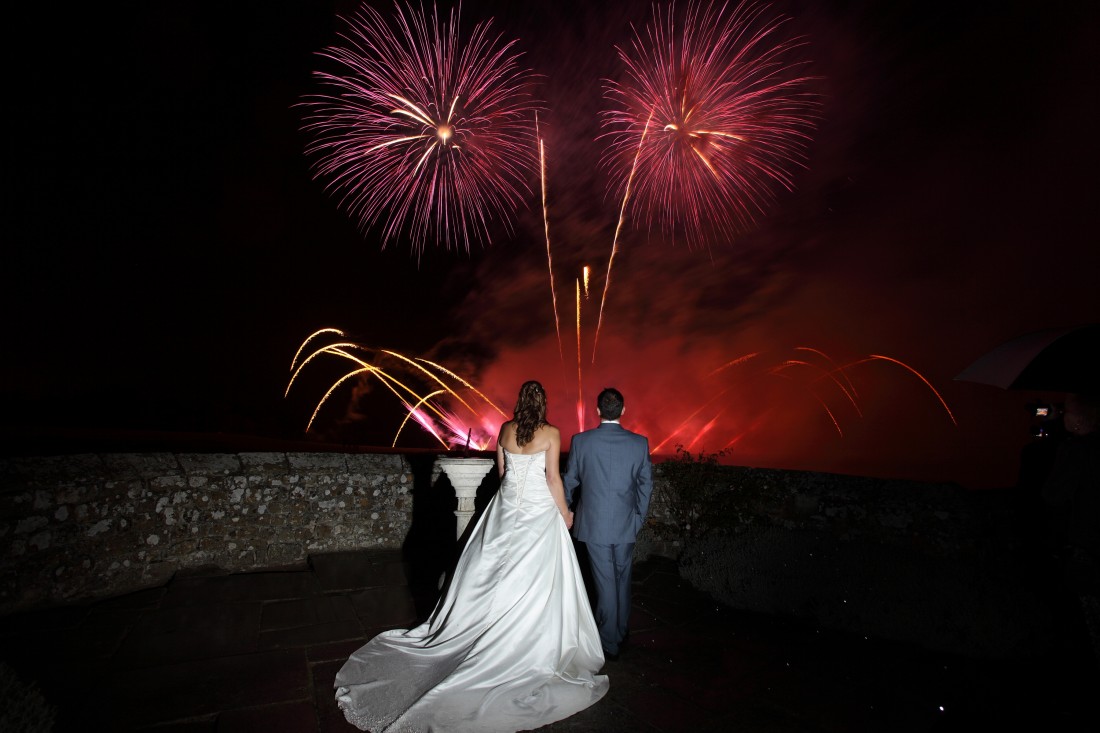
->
[640, 463, 1052, 658]
[0, 452, 419, 615]
[2, 449, 1049, 659]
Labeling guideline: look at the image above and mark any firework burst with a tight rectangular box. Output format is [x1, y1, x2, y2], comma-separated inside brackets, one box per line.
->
[601, 0, 820, 248]
[299, 1, 539, 256]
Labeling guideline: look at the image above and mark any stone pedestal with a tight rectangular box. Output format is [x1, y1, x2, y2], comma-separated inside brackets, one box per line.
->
[435, 456, 495, 540]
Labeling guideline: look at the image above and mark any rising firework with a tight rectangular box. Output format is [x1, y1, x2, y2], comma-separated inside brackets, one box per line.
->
[601, 0, 820, 249]
[299, 1, 539, 256]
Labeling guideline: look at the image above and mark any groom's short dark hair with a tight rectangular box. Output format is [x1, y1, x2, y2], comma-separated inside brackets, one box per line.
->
[597, 388, 624, 420]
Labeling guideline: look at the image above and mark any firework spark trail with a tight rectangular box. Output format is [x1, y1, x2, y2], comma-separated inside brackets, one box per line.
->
[382, 349, 483, 417]
[299, 1, 538, 256]
[394, 390, 449, 448]
[652, 389, 731, 453]
[592, 109, 655, 364]
[796, 346, 859, 400]
[286, 342, 368, 397]
[722, 409, 773, 450]
[300, 348, 454, 434]
[686, 412, 723, 451]
[287, 331, 503, 446]
[849, 355, 959, 426]
[291, 327, 345, 371]
[811, 392, 844, 436]
[769, 358, 862, 417]
[415, 358, 509, 417]
[600, 0, 819, 248]
[583, 266, 591, 298]
[575, 278, 585, 433]
[536, 113, 564, 362]
[707, 351, 761, 376]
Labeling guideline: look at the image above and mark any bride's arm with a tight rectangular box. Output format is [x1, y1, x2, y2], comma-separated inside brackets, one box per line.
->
[544, 428, 573, 528]
[496, 422, 509, 478]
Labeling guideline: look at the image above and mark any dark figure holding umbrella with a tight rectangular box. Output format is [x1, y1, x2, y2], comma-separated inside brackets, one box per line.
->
[1041, 392, 1100, 674]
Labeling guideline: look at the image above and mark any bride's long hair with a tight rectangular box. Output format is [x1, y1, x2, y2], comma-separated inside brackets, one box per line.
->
[513, 381, 548, 446]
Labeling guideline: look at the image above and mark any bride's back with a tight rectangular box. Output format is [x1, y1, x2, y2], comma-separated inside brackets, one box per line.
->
[499, 421, 557, 455]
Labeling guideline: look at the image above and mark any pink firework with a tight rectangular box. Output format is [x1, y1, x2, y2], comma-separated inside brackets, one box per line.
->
[601, 0, 820, 248]
[300, 2, 539, 255]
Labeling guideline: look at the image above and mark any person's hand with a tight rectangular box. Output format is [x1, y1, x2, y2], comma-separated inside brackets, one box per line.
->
[564, 510, 574, 529]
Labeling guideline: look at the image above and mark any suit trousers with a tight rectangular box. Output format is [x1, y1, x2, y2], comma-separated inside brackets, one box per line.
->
[584, 542, 633, 655]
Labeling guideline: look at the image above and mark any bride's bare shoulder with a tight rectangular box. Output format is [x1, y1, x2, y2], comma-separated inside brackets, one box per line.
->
[533, 423, 560, 447]
[498, 420, 516, 444]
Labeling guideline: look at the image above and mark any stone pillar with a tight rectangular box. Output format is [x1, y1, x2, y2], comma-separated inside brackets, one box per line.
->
[435, 456, 495, 539]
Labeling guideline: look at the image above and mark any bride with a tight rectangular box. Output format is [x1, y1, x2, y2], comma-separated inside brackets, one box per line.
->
[335, 380, 609, 732]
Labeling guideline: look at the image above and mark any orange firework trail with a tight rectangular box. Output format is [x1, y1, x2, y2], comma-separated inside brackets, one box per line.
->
[413, 358, 508, 418]
[536, 113, 564, 361]
[583, 266, 591, 298]
[707, 351, 761, 376]
[769, 358, 861, 417]
[853, 355, 958, 426]
[291, 327, 344, 370]
[393, 390, 448, 448]
[796, 346, 859, 400]
[286, 342, 368, 397]
[286, 330, 502, 448]
[592, 108, 655, 364]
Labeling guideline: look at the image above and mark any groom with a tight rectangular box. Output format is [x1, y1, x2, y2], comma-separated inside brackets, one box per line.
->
[564, 387, 653, 660]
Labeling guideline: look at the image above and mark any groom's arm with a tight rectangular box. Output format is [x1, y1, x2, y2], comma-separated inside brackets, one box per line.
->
[563, 438, 580, 507]
[634, 439, 654, 520]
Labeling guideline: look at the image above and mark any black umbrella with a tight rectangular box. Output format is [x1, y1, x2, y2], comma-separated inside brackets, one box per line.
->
[954, 323, 1099, 393]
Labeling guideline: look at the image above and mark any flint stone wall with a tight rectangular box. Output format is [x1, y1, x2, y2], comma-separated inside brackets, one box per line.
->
[638, 465, 1052, 658]
[0, 452, 417, 615]
[2, 450, 1048, 659]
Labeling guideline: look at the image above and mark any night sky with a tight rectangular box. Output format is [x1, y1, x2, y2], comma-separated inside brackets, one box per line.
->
[4, 0, 1098, 490]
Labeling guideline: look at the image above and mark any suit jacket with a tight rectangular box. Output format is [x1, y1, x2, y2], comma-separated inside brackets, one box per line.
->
[564, 422, 654, 545]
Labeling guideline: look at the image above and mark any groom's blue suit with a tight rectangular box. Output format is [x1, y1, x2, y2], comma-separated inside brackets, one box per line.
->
[564, 421, 653, 656]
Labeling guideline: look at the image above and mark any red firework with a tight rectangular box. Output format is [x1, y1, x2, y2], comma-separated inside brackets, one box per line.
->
[601, 0, 820, 248]
[300, 1, 539, 255]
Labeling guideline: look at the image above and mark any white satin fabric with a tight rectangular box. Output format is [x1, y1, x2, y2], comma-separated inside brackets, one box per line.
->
[335, 449, 609, 732]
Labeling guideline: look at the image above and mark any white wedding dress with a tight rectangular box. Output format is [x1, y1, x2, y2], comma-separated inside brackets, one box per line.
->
[335, 449, 609, 732]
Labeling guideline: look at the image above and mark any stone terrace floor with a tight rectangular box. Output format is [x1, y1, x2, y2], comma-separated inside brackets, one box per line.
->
[1, 550, 1097, 732]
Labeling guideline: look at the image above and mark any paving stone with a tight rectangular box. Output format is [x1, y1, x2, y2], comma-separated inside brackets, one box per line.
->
[215, 700, 319, 733]
[632, 591, 710, 627]
[532, 695, 659, 732]
[91, 586, 167, 611]
[347, 585, 418, 628]
[132, 717, 218, 732]
[310, 549, 409, 592]
[161, 570, 321, 606]
[95, 648, 310, 729]
[606, 676, 715, 731]
[260, 594, 357, 630]
[0, 601, 88, 633]
[307, 638, 369, 664]
[259, 617, 364, 649]
[7, 548, 1097, 733]
[113, 602, 263, 668]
